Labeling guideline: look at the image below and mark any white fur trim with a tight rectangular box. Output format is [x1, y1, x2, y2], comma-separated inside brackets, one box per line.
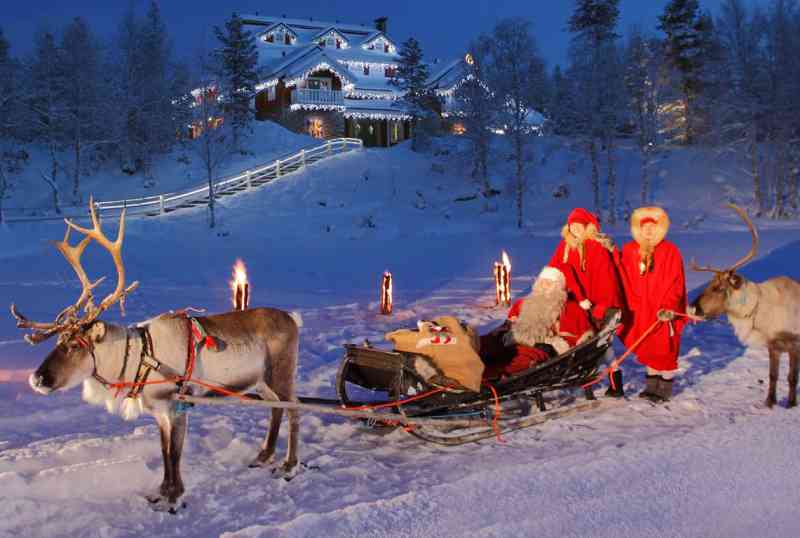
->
[289, 311, 304, 329]
[538, 266, 566, 286]
[579, 299, 592, 310]
[120, 396, 144, 421]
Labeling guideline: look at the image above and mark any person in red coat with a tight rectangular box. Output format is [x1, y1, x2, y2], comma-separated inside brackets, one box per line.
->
[481, 265, 590, 379]
[549, 208, 625, 395]
[616, 207, 687, 402]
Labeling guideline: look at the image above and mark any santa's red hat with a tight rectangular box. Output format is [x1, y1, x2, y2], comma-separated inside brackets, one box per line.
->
[566, 208, 600, 230]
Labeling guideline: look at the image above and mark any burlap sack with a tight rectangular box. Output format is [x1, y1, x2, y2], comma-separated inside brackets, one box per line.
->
[385, 316, 484, 392]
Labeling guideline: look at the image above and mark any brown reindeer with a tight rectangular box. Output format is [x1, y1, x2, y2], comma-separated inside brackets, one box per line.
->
[690, 203, 800, 408]
[12, 199, 301, 513]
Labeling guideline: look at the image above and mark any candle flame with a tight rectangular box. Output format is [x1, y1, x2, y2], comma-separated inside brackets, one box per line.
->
[231, 259, 248, 289]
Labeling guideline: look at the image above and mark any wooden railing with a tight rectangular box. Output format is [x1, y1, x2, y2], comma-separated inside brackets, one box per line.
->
[291, 89, 345, 107]
[4, 138, 363, 222]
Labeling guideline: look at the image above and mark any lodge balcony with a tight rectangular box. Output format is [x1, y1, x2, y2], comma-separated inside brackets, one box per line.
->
[291, 88, 345, 107]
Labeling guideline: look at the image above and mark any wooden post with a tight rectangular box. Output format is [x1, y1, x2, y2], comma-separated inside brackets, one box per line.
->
[245, 170, 252, 190]
[159, 195, 165, 215]
[301, 149, 306, 168]
[326, 141, 332, 156]
[276, 159, 281, 178]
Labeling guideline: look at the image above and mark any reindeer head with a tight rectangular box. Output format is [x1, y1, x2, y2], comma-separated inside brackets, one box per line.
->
[690, 204, 758, 320]
[12, 198, 138, 394]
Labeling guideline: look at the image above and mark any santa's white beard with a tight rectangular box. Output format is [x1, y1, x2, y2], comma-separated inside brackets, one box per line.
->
[509, 287, 567, 348]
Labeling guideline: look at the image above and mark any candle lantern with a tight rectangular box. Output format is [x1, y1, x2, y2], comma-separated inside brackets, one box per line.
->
[231, 259, 250, 311]
[380, 271, 393, 315]
[493, 251, 511, 306]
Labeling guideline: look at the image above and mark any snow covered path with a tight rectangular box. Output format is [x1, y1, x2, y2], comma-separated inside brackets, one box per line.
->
[3, 139, 800, 536]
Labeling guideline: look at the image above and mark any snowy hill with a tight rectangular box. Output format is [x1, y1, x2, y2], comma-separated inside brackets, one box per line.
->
[2, 126, 800, 537]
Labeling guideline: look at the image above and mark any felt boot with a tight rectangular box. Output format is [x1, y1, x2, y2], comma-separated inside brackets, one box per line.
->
[605, 370, 624, 398]
[656, 376, 673, 402]
[639, 375, 660, 400]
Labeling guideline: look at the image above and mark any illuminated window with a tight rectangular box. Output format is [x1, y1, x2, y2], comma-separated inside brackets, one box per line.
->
[452, 122, 466, 135]
[307, 118, 324, 139]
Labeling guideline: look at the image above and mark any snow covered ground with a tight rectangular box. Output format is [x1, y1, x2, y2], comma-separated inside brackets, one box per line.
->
[1, 126, 799, 537]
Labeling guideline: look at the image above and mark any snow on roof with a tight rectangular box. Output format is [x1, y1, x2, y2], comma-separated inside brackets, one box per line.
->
[243, 14, 376, 38]
[427, 59, 468, 90]
[260, 47, 358, 87]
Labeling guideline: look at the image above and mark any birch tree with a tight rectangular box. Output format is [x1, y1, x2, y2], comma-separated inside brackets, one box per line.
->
[483, 18, 548, 228]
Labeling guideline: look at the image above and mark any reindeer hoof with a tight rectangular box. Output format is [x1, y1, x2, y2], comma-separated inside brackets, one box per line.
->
[765, 398, 776, 408]
[787, 400, 797, 409]
[271, 461, 299, 481]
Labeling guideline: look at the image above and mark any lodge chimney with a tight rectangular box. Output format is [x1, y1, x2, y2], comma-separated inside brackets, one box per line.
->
[374, 16, 388, 33]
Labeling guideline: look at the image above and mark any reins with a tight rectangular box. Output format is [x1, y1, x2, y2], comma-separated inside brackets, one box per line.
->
[582, 310, 698, 390]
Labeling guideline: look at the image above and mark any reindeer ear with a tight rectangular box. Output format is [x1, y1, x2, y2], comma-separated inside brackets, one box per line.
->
[87, 321, 107, 343]
[729, 274, 744, 290]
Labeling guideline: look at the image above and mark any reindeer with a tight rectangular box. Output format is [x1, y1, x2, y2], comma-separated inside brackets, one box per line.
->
[11, 199, 301, 513]
[690, 204, 800, 408]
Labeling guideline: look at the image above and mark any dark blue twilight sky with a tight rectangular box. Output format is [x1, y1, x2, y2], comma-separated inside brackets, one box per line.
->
[2, 0, 742, 70]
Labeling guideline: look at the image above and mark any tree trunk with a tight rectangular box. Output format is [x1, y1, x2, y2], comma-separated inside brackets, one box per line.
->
[589, 139, 600, 220]
[515, 131, 525, 229]
[72, 132, 82, 204]
[0, 170, 6, 225]
[606, 136, 616, 225]
[207, 161, 216, 229]
[749, 125, 763, 216]
[640, 146, 650, 205]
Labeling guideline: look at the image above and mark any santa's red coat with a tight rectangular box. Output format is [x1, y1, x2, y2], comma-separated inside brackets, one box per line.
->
[548, 238, 625, 340]
[616, 240, 687, 371]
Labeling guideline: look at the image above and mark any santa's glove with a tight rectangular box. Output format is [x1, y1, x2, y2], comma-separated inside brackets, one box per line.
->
[579, 299, 592, 310]
[657, 309, 676, 322]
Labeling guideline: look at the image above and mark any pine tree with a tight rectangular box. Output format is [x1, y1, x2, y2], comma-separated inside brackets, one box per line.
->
[659, 0, 707, 144]
[138, 0, 175, 176]
[0, 26, 26, 223]
[391, 37, 431, 151]
[214, 12, 258, 152]
[27, 30, 66, 212]
[60, 17, 106, 203]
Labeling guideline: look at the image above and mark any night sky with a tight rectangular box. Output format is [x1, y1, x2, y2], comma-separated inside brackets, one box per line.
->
[3, 0, 741, 70]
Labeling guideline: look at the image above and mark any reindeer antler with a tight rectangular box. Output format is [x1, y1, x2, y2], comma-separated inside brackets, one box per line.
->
[9, 197, 139, 345]
[727, 203, 759, 271]
[690, 203, 760, 275]
[689, 258, 725, 274]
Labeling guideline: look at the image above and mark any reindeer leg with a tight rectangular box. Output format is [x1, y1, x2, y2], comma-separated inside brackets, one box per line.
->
[147, 414, 173, 506]
[766, 346, 780, 409]
[248, 382, 282, 467]
[251, 408, 283, 467]
[167, 412, 188, 509]
[787, 350, 798, 409]
[281, 406, 299, 477]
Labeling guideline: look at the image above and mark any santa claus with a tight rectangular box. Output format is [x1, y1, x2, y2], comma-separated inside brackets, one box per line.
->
[549, 208, 625, 394]
[481, 265, 593, 379]
[616, 207, 687, 402]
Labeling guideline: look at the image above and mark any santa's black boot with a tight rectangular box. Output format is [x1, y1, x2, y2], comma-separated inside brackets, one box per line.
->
[639, 375, 660, 401]
[605, 370, 624, 398]
[656, 377, 673, 402]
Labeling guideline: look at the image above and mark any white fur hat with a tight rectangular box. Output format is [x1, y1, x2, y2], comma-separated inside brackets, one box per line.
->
[537, 265, 566, 287]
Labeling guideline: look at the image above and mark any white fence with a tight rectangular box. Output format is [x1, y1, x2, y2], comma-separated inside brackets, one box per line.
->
[5, 138, 363, 222]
